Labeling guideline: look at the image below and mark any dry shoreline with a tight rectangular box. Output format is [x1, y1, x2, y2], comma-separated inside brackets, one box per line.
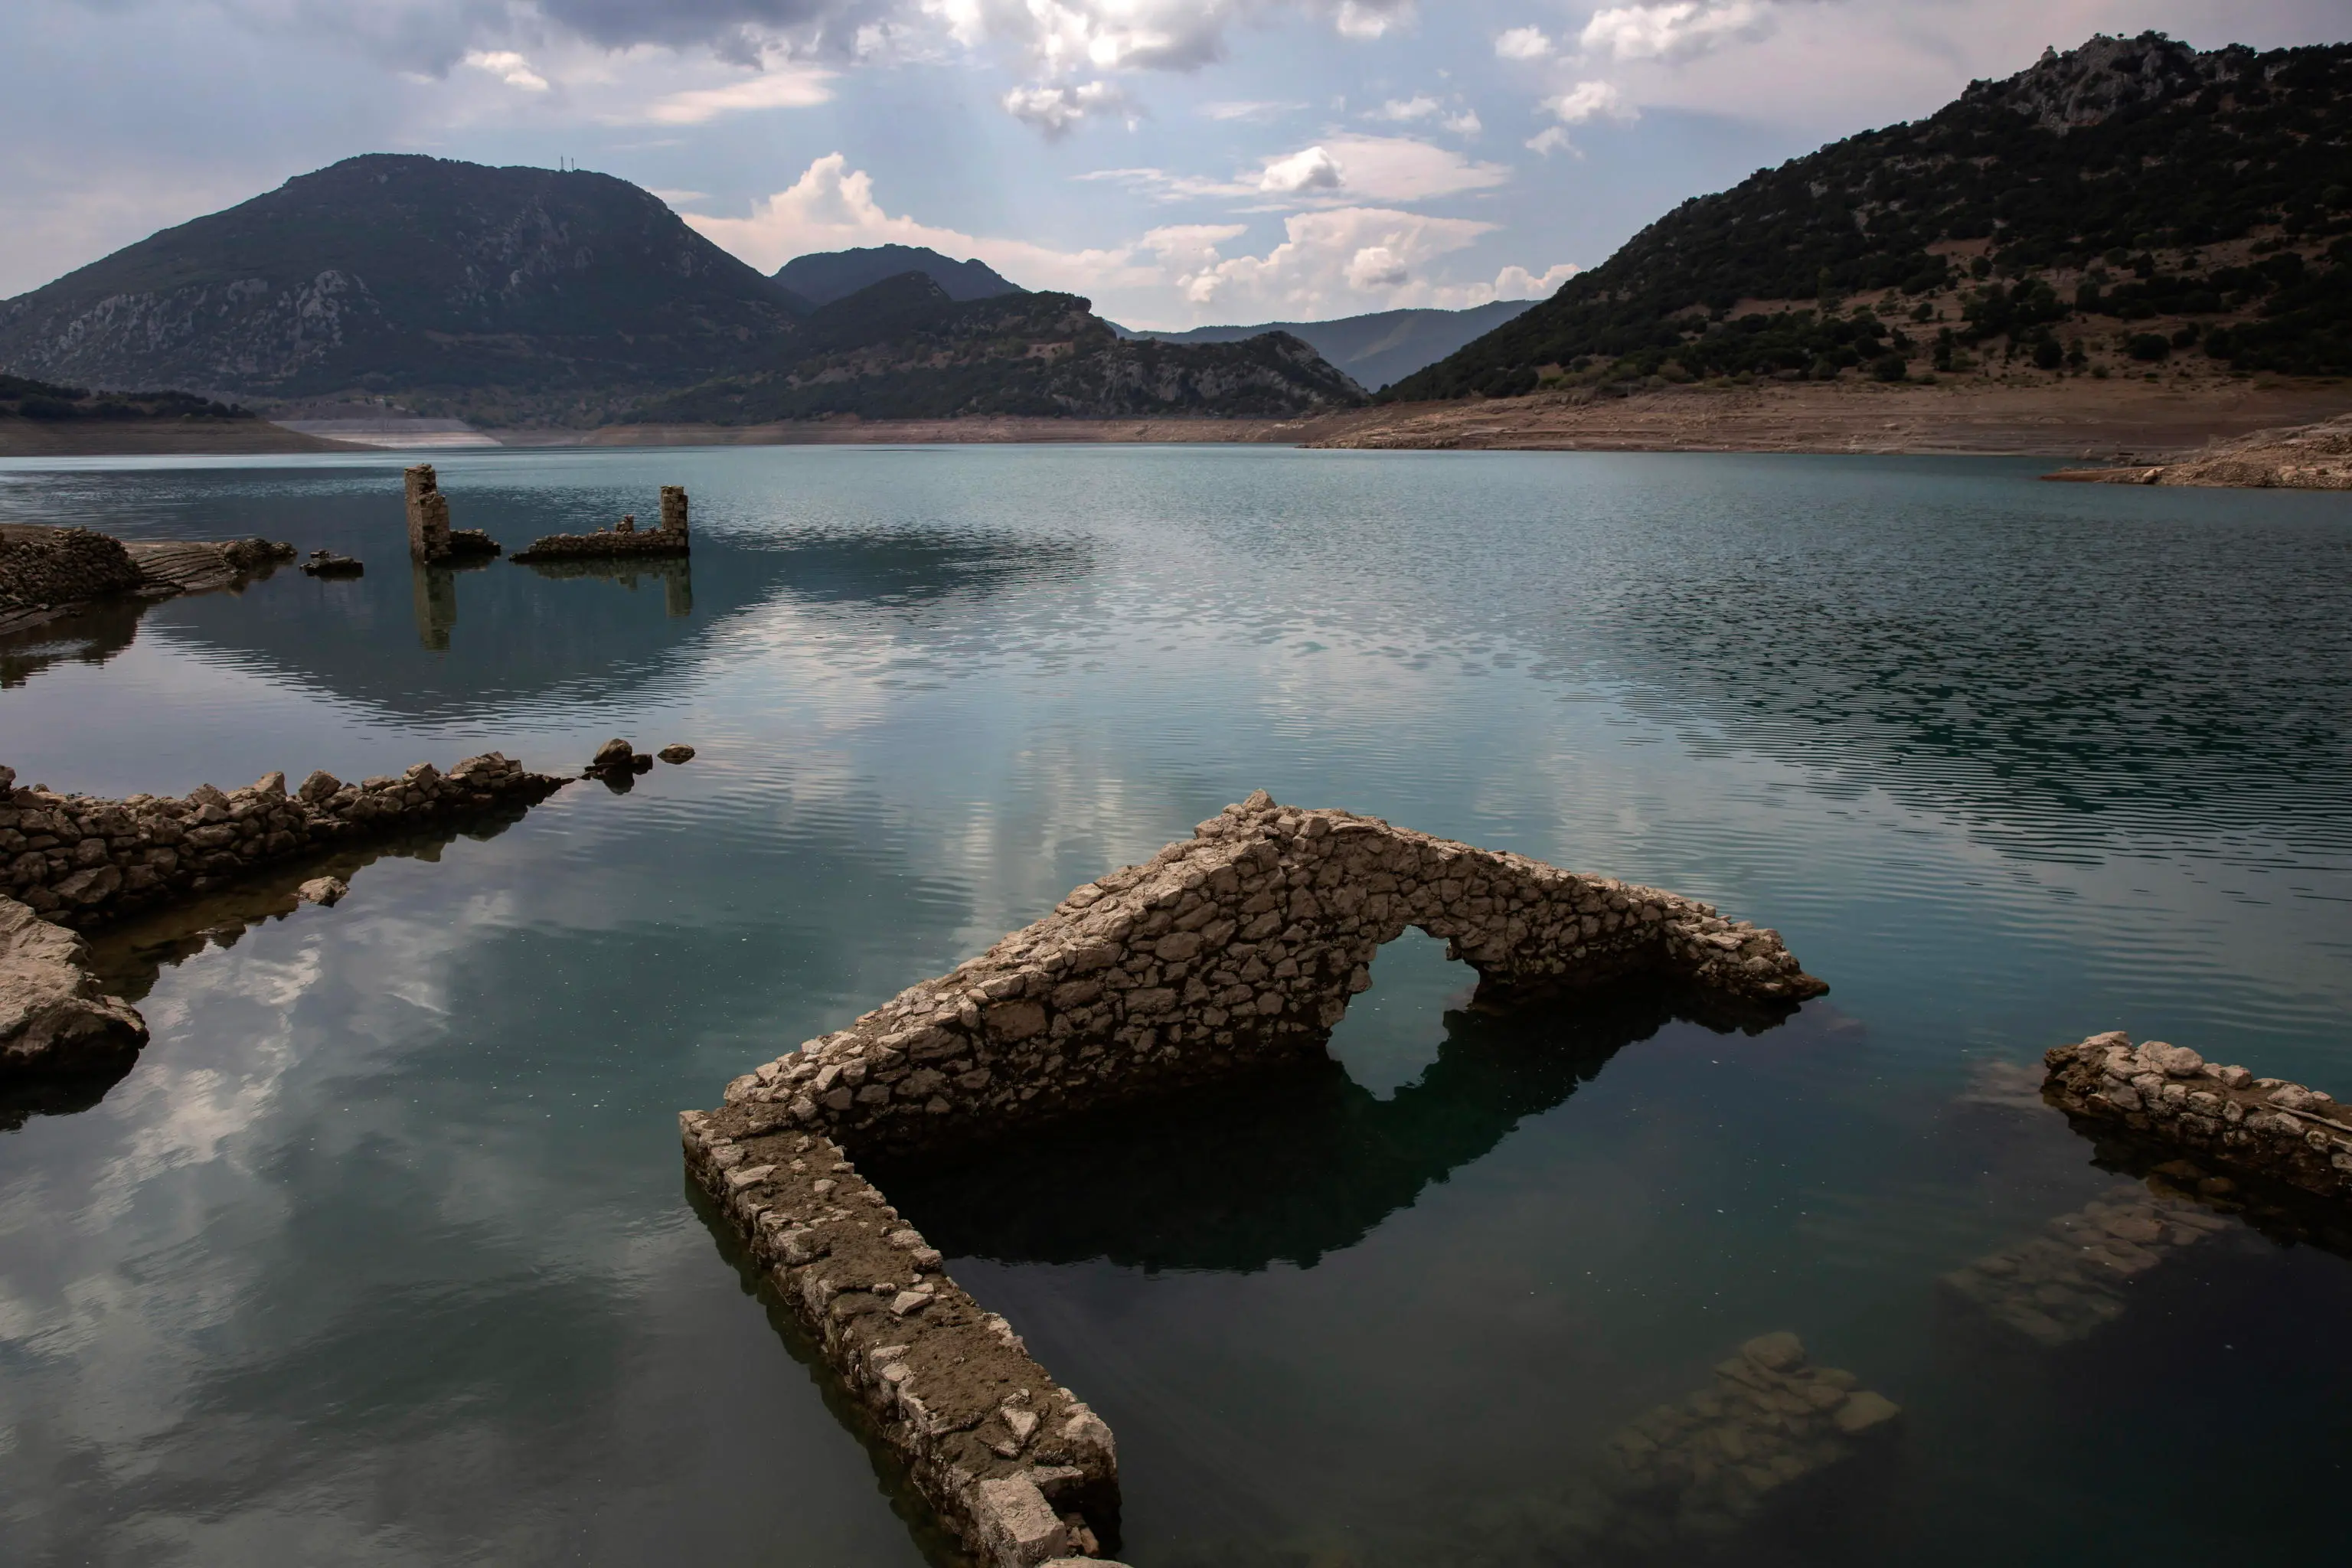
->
[6, 381, 2349, 465]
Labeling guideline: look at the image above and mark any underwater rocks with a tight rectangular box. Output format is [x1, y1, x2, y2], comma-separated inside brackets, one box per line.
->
[1939, 1180, 2233, 1346]
[1583, 1332, 1900, 1550]
[0, 754, 567, 933]
[713, 792, 1826, 1155]
[681, 1109, 1125, 1567]
[0, 893, 147, 1073]
[2043, 1031, 2352, 1204]
[300, 550, 363, 577]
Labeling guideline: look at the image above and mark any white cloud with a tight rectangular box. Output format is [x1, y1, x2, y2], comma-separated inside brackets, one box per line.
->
[626, 64, 838, 124]
[1579, 1, 1777, 64]
[1002, 79, 1137, 136]
[1259, 145, 1347, 194]
[1168, 205, 1495, 314]
[1545, 80, 1636, 124]
[459, 50, 549, 91]
[1291, 133, 1508, 201]
[1494, 25, 1553, 60]
[1443, 108, 1481, 135]
[1525, 125, 1574, 155]
[1368, 93, 1443, 122]
[1330, 0, 1415, 41]
[1494, 261, 1580, 296]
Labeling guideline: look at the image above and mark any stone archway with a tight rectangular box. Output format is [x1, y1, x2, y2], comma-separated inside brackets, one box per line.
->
[681, 794, 1828, 1567]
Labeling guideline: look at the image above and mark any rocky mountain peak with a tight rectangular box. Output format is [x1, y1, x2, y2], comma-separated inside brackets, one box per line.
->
[1965, 31, 2248, 132]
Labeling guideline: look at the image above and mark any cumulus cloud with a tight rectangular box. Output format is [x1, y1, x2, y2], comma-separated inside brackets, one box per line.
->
[1368, 93, 1442, 122]
[1494, 25, 1551, 60]
[630, 63, 838, 121]
[1579, 0, 1777, 64]
[1259, 145, 1346, 194]
[1494, 260, 1579, 296]
[1545, 80, 1636, 123]
[1165, 205, 1494, 312]
[1002, 79, 1136, 136]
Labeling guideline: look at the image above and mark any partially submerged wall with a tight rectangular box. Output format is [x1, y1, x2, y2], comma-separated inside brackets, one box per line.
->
[718, 793, 1824, 1152]
[513, 485, 689, 562]
[0, 754, 566, 933]
[2043, 1032, 2352, 1203]
[403, 465, 500, 562]
[686, 793, 1825, 1564]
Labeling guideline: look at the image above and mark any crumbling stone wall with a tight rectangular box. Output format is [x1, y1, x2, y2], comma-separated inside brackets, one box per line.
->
[681, 1114, 1122, 1566]
[2044, 1031, 2352, 1201]
[0, 754, 566, 931]
[0, 524, 145, 632]
[718, 793, 1825, 1152]
[403, 465, 501, 562]
[513, 486, 690, 562]
[686, 794, 1823, 1565]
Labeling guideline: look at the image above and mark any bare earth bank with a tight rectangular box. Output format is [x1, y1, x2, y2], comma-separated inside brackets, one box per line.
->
[0, 420, 357, 458]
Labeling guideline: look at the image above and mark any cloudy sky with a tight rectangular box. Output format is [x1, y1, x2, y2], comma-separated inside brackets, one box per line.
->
[4, 1, 2343, 327]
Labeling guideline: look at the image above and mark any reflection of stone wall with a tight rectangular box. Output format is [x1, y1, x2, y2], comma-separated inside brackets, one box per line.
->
[2043, 1032, 2352, 1202]
[685, 795, 1823, 1566]
[0, 753, 567, 933]
[718, 793, 1824, 1153]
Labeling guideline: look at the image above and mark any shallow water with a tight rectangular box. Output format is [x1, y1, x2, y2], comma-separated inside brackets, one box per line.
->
[1, 446, 2347, 1565]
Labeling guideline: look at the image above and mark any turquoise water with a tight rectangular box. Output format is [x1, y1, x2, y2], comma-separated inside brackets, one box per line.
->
[1, 446, 2347, 1564]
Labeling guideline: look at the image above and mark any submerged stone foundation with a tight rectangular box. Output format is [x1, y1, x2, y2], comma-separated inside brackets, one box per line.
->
[684, 793, 1826, 1565]
[2043, 1032, 2352, 1203]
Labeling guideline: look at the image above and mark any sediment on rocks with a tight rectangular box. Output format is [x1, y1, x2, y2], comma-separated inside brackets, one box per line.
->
[0, 754, 567, 933]
[513, 485, 689, 562]
[2043, 1032, 2352, 1204]
[685, 793, 1823, 1565]
[681, 1112, 1123, 1567]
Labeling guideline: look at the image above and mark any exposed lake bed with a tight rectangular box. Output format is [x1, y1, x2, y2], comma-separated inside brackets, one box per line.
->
[2, 446, 2348, 1565]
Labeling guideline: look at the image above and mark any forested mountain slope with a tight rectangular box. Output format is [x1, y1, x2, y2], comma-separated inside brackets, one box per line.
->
[1390, 34, 2352, 400]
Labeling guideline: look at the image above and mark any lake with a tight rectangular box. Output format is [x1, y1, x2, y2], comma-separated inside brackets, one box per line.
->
[2, 445, 2348, 1566]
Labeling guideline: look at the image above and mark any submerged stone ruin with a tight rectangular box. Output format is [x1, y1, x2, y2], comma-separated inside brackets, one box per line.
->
[403, 465, 502, 563]
[1, 522, 294, 635]
[0, 754, 570, 1075]
[513, 485, 690, 562]
[1939, 1179, 2236, 1346]
[683, 792, 1827, 1566]
[2043, 1032, 2352, 1203]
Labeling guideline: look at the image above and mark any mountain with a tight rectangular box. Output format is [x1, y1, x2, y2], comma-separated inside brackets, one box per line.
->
[0, 155, 810, 423]
[632, 273, 1366, 423]
[1129, 300, 1540, 391]
[774, 245, 1024, 307]
[1389, 34, 2352, 400]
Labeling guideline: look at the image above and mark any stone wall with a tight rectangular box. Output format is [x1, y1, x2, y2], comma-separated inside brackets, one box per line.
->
[684, 794, 1822, 1565]
[0, 753, 567, 933]
[0, 524, 145, 633]
[1937, 1177, 2234, 1346]
[403, 465, 500, 563]
[681, 1114, 1124, 1566]
[716, 793, 1824, 1153]
[2043, 1032, 2352, 1203]
[513, 487, 690, 562]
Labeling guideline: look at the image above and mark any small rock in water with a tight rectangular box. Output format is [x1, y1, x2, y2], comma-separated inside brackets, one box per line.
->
[590, 737, 634, 773]
[295, 876, 348, 907]
[630, 753, 654, 773]
[658, 744, 696, 765]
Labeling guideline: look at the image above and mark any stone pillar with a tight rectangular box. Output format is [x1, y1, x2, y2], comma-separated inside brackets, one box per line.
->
[659, 485, 688, 537]
[404, 466, 451, 563]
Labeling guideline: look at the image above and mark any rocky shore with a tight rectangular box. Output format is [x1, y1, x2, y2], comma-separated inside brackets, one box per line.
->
[2042, 1032, 2352, 1203]
[0, 522, 293, 635]
[0, 896, 147, 1073]
[684, 792, 1823, 1565]
[2043, 410, 2352, 488]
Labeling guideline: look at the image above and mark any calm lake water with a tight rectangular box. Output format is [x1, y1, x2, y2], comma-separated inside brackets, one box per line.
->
[2, 446, 2348, 1566]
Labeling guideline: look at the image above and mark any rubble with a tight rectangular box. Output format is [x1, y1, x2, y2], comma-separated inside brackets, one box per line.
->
[513, 485, 691, 562]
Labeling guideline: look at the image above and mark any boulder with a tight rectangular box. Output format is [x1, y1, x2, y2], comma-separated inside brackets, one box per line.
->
[0, 895, 147, 1073]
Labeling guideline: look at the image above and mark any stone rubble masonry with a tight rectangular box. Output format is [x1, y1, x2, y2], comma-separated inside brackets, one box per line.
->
[1586, 1332, 1900, 1548]
[0, 893, 147, 1073]
[0, 754, 568, 935]
[683, 793, 1822, 1564]
[512, 485, 690, 563]
[2, 521, 296, 635]
[403, 465, 501, 564]
[2043, 1031, 2352, 1203]
[681, 1112, 1126, 1568]
[716, 792, 1826, 1155]
[1937, 1178, 2233, 1346]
